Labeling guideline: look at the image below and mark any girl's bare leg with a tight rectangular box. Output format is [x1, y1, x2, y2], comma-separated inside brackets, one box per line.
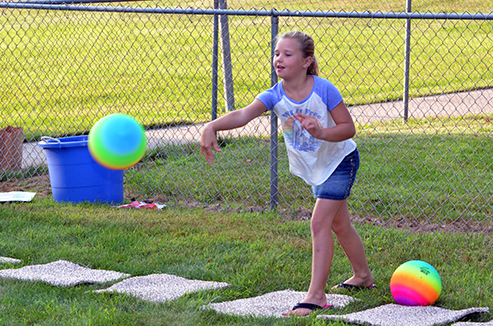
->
[285, 199, 374, 316]
[331, 201, 374, 288]
[285, 198, 341, 316]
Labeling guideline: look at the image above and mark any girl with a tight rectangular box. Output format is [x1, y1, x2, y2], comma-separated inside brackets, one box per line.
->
[200, 31, 374, 316]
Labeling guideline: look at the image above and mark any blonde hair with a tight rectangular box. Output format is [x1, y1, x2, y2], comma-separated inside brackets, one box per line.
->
[276, 31, 319, 76]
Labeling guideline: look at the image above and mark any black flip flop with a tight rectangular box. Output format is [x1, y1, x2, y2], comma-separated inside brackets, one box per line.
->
[291, 302, 332, 312]
[335, 282, 376, 290]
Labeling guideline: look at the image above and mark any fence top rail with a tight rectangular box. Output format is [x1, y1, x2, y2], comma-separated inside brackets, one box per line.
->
[1, 2, 493, 20]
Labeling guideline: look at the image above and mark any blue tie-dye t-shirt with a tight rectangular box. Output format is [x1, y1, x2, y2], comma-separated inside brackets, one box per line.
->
[256, 75, 356, 186]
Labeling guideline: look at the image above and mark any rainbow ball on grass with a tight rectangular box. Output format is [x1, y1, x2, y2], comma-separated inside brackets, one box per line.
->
[390, 260, 442, 306]
[88, 113, 146, 170]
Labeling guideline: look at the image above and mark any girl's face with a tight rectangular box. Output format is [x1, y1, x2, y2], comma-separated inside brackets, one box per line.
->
[273, 38, 311, 80]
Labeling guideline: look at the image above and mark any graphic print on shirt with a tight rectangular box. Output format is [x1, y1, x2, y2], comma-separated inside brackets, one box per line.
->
[283, 116, 323, 152]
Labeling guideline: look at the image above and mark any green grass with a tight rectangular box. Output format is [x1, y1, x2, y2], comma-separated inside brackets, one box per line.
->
[0, 199, 492, 325]
[0, 3, 491, 322]
[1, 1, 492, 139]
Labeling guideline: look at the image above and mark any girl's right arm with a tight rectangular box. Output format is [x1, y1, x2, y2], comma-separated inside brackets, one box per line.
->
[200, 99, 267, 164]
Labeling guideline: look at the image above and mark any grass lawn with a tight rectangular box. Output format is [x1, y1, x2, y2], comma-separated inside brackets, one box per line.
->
[0, 1, 491, 324]
[0, 199, 492, 325]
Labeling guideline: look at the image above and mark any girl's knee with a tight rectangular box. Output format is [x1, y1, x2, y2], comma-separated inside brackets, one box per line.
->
[331, 219, 352, 236]
[310, 216, 333, 236]
[310, 218, 324, 234]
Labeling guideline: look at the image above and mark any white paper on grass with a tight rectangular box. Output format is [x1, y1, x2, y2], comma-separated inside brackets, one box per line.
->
[0, 191, 36, 202]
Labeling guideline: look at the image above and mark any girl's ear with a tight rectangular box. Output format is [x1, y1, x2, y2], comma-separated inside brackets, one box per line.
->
[303, 56, 313, 69]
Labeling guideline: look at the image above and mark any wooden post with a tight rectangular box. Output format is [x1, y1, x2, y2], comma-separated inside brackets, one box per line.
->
[0, 126, 23, 172]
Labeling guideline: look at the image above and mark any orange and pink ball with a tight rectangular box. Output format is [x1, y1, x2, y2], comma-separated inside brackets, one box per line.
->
[88, 114, 146, 170]
[390, 260, 442, 306]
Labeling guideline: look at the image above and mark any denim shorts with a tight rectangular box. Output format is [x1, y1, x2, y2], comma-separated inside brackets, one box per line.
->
[312, 149, 360, 200]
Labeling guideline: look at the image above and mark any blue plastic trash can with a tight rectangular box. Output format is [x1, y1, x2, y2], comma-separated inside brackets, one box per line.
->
[38, 136, 123, 204]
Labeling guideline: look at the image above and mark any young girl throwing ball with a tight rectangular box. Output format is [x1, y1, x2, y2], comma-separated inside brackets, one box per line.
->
[200, 31, 374, 316]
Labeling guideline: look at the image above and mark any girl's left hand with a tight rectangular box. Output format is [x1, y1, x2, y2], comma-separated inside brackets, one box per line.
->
[293, 113, 323, 139]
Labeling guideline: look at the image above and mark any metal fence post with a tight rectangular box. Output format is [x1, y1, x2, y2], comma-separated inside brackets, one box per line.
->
[403, 0, 412, 123]
[211, 0, 219, 121]
[270, 13, 279, 211]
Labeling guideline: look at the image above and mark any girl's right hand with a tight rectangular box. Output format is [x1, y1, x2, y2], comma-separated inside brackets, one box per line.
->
[199, 99, 267, 164]
[200, 124, 221, 164]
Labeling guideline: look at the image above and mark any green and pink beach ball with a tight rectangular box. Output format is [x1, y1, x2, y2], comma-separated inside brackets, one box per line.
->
[390, 260, 442, 306]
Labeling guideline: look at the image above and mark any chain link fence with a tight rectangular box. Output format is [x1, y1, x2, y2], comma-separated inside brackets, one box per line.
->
[1, 1, 492, 228]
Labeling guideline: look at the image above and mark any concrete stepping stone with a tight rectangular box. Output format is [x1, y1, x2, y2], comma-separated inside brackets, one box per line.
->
[94, 273, 230, 303]
[451, 321, 493, 326]
[203, 289, 356, 318]
[0, 260, 129, 286]
[0, 257, 21, 264]
[319, 303, 489, 326]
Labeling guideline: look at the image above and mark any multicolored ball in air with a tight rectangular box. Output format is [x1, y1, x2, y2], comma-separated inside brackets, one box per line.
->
[88, 113, 146, 170]
[390, 260, 442, 306]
